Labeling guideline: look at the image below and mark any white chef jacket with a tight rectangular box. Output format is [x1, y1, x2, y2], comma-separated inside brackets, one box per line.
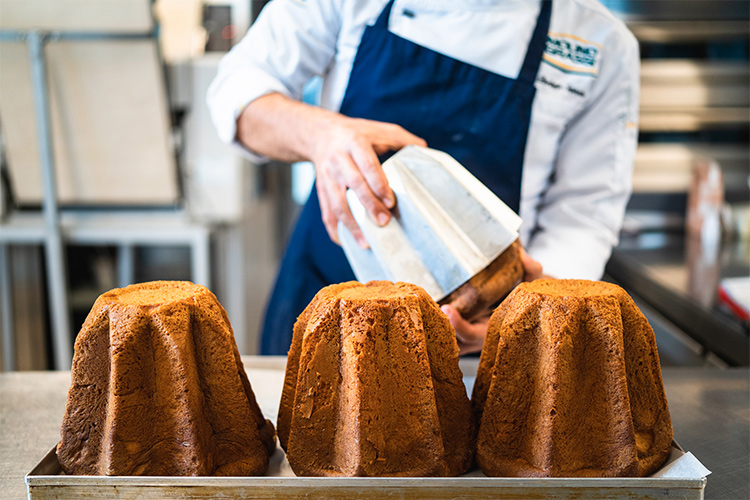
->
[207, 0, 640, 280]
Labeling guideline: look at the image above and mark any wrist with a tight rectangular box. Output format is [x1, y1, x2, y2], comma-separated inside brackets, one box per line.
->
[236, 93, 340, 164]
[304, 107, 345, 164]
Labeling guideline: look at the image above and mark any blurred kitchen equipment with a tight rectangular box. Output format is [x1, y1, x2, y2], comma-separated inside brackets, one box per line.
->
[202, 4, 232, 52]
[611, 1, 749, 234]
[686, 159, 725, 308]
[0, 0, 214, 370]
[686, 159, 724, 246]
[339, 146, 523, 320]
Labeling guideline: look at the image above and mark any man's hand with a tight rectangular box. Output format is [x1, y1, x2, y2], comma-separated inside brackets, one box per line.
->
[311, 117, 425, 248]
[236, 93, 425, 248]
[441, 305, 489, 355]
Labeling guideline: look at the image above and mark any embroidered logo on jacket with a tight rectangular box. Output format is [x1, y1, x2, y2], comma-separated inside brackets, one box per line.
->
[543, 33, 601, 76]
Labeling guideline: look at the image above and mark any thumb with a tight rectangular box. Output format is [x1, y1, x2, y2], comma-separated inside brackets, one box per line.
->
[441, 305, 471, 341]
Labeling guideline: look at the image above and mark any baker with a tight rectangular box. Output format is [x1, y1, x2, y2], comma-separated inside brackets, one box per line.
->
[207, 0, 639, 355]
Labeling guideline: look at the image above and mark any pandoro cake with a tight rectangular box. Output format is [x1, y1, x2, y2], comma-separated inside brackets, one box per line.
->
[57, 281, 275, 476]
[439, 239, 524, 321]
[472, 279, 673, 477]
[279, 281, 474, 477]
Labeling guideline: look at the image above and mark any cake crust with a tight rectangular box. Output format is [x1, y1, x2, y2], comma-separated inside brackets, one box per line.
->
[57, 281, 275, 476]
[279, 281, 474, 477]
[473, 279, 673, 478]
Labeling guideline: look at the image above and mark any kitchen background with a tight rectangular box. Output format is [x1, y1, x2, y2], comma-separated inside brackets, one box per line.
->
[0, 0, 747, 371]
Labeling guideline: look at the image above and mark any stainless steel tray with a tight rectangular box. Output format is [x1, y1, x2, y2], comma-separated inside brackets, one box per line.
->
[26, 442, 707, 500]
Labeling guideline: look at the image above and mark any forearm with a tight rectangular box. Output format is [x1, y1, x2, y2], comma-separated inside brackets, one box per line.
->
[235, 92, 341, 164]
[235, 91, 426, 247]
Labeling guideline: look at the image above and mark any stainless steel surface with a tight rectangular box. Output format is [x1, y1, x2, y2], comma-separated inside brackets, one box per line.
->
[0, 370, 70, 500]
[339, 146, 521, 301]
[632, 294, 726, 368]
[24, 445, 705, 500]
[607, 232, 750, 366]
[1, 356, 746, 499]
[660, 368, 750, 500]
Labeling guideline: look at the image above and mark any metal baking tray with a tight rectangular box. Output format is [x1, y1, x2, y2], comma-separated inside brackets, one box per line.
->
[26, 441, 707, 500]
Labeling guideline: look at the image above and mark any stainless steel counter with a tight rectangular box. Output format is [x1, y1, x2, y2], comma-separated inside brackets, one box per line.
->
[1, 357, 747, 499]
[607, 232, 750, 366]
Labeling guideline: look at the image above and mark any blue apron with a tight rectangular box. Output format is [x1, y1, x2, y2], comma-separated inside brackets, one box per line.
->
[261, 0, 552, 355]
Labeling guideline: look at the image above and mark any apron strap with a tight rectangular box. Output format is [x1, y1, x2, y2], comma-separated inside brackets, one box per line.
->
[374, 0, 550, 87]
[373, 0, 397, 29]
[517, 0, 552, 86]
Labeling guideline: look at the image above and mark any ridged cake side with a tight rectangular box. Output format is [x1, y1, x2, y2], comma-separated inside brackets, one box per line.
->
[57, 281, 275, 476]
[473, 279, 672, 477]
[279, 281, 474, 477]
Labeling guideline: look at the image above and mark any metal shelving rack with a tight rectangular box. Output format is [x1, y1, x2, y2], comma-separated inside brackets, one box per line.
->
[0, 18, 212, 370]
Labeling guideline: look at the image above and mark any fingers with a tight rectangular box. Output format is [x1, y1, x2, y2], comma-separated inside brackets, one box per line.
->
[519, 247, 544, 282]
[316, 169, 368, 249]
[441, 305, 488, 355]
[353, 119, 426, 209]
[317, 150, 387, 249]
[370, 122, 428, 155]
[441, 305, 476, 343]
[333, 149, 392, 226]
[312, 116, 427, 247]
[349, 143, 395, 209]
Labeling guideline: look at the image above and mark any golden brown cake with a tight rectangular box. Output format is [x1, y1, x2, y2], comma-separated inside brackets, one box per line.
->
[57, 281, 275, 476]
[439, 239, 524, 321]
[278, 281, 474, 477]
[472, 279, 673, 478]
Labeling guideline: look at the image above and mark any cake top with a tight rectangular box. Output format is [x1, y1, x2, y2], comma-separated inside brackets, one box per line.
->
[100, 281, 207, 307]
[520, 279, 622, 298]
[335, 281, 424, 301]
